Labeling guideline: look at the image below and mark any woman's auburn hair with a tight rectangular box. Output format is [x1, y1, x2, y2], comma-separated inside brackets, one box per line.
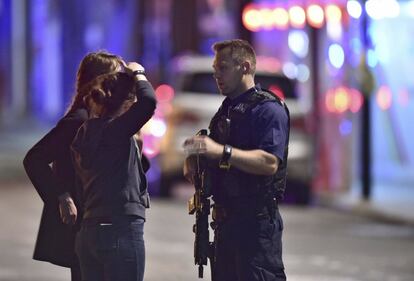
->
[66, 51, 123, 113]
[83, 72, 136, 115]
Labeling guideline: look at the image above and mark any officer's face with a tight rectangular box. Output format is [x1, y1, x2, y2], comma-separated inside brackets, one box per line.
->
[213, 47, 243, 97]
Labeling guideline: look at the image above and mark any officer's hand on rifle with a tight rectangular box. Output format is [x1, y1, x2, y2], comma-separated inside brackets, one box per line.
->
[183, 135, 214, 279]
[183, 135, 222, 160]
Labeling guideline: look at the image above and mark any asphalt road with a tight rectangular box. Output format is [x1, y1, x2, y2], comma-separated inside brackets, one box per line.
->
[1, 181, 414, 281]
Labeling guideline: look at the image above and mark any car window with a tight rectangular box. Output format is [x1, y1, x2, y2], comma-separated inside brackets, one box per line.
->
[180, 72, 297, 99]
[255, 74, 297, 99]
[181, 73, 217, 94]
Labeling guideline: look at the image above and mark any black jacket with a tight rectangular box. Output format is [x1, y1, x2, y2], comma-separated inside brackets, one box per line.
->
[23, 108, 88, 267]
[71, 80, 156, 220]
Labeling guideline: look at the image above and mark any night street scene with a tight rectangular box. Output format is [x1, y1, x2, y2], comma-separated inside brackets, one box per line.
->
[1, 1, 414, 281]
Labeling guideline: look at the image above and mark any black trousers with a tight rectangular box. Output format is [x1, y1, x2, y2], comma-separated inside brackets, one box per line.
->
[71, 263, 82, 281]
[212, 209, 286, 281]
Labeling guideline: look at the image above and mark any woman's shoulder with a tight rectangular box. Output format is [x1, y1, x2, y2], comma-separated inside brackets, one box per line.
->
[78, 117, 110, 134]
[50, 108, 89, 134]
[64, 108, 88, 121]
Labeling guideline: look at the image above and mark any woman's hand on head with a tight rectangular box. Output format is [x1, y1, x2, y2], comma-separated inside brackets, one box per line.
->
[126, 62, 145, 73]
[125, 62, 147, 81]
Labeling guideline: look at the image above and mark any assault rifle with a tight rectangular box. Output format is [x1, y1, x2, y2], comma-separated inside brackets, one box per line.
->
[187, 129, 214, 278]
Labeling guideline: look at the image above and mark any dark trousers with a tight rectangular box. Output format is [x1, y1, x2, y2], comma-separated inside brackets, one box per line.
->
[75, 216, 145, 281]
[213, 210, 286, 281]
[71, 261, 82, 281]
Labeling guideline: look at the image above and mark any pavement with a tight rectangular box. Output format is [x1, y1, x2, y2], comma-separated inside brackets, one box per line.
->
[1, 182, 414, 281]
[1, 120, 414, 226]
[315, 183, 414, 226]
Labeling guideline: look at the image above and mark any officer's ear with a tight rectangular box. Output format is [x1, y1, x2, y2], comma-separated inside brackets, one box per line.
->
[241, 62, 250, 74]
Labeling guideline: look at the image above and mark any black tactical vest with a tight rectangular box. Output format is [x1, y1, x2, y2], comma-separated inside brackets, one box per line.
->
[208, 88, 290, 207]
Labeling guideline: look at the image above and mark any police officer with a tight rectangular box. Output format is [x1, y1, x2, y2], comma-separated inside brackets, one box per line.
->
[184, 39, 289, 281]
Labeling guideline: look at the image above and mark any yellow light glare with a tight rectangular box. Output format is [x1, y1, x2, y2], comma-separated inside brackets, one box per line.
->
[242, 7, 263, 32]
[273, 8, 289, 29]
[307, 4, 324, 28]
[261, 8, 275, 29]
[325, 4, 342, 23]
[289, 6, 306, 28]
[334, 87, 350, 113]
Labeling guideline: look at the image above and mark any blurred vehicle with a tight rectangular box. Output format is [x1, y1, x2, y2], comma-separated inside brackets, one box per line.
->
[158, 55, 313, 204]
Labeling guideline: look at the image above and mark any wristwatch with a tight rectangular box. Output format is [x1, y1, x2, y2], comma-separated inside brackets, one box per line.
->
[132, 69, 146, 76]
[219, 144, 232, 169]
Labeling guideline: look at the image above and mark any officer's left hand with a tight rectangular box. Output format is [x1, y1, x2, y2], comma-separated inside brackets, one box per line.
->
[183, 135, 222, 160]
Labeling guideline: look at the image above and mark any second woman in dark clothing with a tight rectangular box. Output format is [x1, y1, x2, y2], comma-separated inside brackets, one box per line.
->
[71, 63, 156, 281]
[23, 51, 124, 281]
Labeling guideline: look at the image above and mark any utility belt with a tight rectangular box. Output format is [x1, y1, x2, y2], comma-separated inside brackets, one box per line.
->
[81, 217, 113, 226]
[81, 215, 143, 226]
[212, 198, 278, 223]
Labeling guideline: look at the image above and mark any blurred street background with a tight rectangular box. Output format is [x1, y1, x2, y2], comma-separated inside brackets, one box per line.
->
[1, 0, 414, 280]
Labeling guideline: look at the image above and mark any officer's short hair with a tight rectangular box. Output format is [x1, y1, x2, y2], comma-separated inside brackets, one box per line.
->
[212, 39, 256, 75]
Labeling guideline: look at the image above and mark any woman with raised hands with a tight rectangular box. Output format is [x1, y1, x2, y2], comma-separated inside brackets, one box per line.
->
[71, 63, 156, 281]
